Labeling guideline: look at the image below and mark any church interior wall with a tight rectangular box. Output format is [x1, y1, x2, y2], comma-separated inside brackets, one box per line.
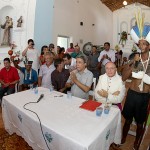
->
[52, 0, 113, 50]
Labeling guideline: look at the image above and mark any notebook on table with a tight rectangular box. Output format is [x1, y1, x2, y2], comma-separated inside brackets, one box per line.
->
[80, 100, 102, 111]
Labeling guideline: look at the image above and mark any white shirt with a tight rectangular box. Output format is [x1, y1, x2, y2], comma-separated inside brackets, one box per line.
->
[65, 58, 76, 72]
[26, 48, 39, 73]
[98, 49, 115, 65]
[95, 73, 125, 104]
[39, 63, 55, 89]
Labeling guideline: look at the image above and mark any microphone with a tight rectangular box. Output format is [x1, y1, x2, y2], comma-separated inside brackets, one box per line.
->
[134, 61, 139, 68]
[37, 94, 44, 103]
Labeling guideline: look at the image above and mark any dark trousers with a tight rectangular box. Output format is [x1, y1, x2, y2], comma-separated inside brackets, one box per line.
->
[0, 87, 15, 102]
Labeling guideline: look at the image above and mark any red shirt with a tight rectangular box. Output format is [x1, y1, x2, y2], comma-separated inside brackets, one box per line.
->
[0, 66, 20, 88]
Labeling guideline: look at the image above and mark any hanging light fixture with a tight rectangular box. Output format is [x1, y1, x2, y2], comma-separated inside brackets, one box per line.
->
[123, 1, 128, 6]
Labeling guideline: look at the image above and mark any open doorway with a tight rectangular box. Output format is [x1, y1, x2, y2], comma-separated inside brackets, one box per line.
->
[57, 35, 70, 51]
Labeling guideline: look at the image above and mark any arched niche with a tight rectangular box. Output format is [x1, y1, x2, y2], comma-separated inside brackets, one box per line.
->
[130, 17, 136, 30]
[0, 5, 15, 47]
[120, 21, 128, 33]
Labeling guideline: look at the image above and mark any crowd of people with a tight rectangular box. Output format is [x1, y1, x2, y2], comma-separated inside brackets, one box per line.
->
[0, 35, 149, 149]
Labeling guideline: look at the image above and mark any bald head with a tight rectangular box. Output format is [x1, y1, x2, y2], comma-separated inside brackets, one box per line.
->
[105, 62, 117, 77]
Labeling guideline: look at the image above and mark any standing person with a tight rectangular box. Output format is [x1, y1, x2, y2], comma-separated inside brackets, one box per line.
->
[71, 45, 83, 58]
[66, 43, 75, 54]
[39, 45, 49, 65]
[98, 42, 115, 74]
[22, 39, 39, 73]
[121, 12, 150, 150]
[63, 53, 76, 72]
[38, 53, 55, 89]
[0, 58, 19, 103]
[87, 45, 100, 82]
[49, 43, 57, 56]
[51, 59, 70, 93]
[66, 56, 93, 99]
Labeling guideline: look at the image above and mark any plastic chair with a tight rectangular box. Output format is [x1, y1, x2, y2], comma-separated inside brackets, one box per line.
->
[89, 78, 96, 100]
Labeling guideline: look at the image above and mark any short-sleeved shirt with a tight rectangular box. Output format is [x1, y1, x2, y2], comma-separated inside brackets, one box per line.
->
[51, 69, 70, 91]
[39, 63, 55, 89]
[87, 52, 99, 69]
[20, 67, 38, 85]
[68, 68, 93, 99]
[66, 48, 75, 54]
[0, 66, 20, 88]
[98, 49, 115, 65]
[71, 51, 83, 58]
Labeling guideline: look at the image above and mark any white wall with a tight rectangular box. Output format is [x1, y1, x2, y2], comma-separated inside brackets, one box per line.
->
[0, 0, 36, 60]
[52, 0, 113, 50]
[113, 3, 150, 58]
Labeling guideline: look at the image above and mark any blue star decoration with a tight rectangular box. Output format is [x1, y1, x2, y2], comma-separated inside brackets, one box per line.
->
[18, 114, 22, 123]
[106, 130, 110, 140]
[45, 132, 53, 143]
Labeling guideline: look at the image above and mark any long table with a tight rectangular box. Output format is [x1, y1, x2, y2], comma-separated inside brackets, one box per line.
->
[2, 87, 121, 150]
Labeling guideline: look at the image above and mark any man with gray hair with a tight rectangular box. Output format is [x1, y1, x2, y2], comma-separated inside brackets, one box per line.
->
[66, 55, 93, 99]
[38, 53, 55, 89]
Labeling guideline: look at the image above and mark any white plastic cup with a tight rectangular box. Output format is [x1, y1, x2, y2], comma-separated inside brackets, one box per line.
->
[34, 86, 38, 94]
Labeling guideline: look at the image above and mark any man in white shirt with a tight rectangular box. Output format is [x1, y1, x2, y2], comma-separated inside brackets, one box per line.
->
[63, 53, 76, 72]
[95, 62, 125, 109]
[38, 53, 55, 89]
[98, 42, 115, 74]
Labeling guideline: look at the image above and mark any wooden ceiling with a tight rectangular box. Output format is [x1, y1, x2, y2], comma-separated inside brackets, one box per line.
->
[101, 0, 150, 11]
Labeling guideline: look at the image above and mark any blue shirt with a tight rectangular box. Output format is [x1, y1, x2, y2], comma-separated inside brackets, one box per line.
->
[20, 67, 38, 85]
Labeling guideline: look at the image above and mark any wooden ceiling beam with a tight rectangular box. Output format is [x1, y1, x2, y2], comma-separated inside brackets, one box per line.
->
[100, 0, 150, 11]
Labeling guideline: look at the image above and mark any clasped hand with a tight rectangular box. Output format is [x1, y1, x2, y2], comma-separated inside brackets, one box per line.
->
[70, 72, 77, 83]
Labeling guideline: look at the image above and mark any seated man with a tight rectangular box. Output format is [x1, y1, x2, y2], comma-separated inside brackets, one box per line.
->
[66, 56, 93, 99]
[13, 60, 38, 90]
[63, 53, 76, 72]
[0, 58, 20, 103]
[95, 62, 125, 110]
[51, 59, 70, 93]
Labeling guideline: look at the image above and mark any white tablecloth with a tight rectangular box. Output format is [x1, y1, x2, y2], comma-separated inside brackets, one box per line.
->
[2, 87, 121, 150]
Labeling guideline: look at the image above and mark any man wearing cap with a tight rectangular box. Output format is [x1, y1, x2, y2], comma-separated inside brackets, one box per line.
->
[13, 59, 38, 91]
[121, 11, 150, 150]
[0, 58, 20, 103]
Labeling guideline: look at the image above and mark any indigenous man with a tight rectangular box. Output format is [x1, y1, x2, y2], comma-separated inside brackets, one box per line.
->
[121, 11, 150, 150]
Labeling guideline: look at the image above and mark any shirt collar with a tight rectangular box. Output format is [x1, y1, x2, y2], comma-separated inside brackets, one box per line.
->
[77, 68, 88, 74]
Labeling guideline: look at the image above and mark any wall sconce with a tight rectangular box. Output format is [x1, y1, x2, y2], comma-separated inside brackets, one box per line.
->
[123, 1, 128, 6]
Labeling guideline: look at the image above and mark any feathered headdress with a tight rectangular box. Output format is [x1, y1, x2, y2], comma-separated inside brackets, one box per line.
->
[130, 8, 150, 44]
